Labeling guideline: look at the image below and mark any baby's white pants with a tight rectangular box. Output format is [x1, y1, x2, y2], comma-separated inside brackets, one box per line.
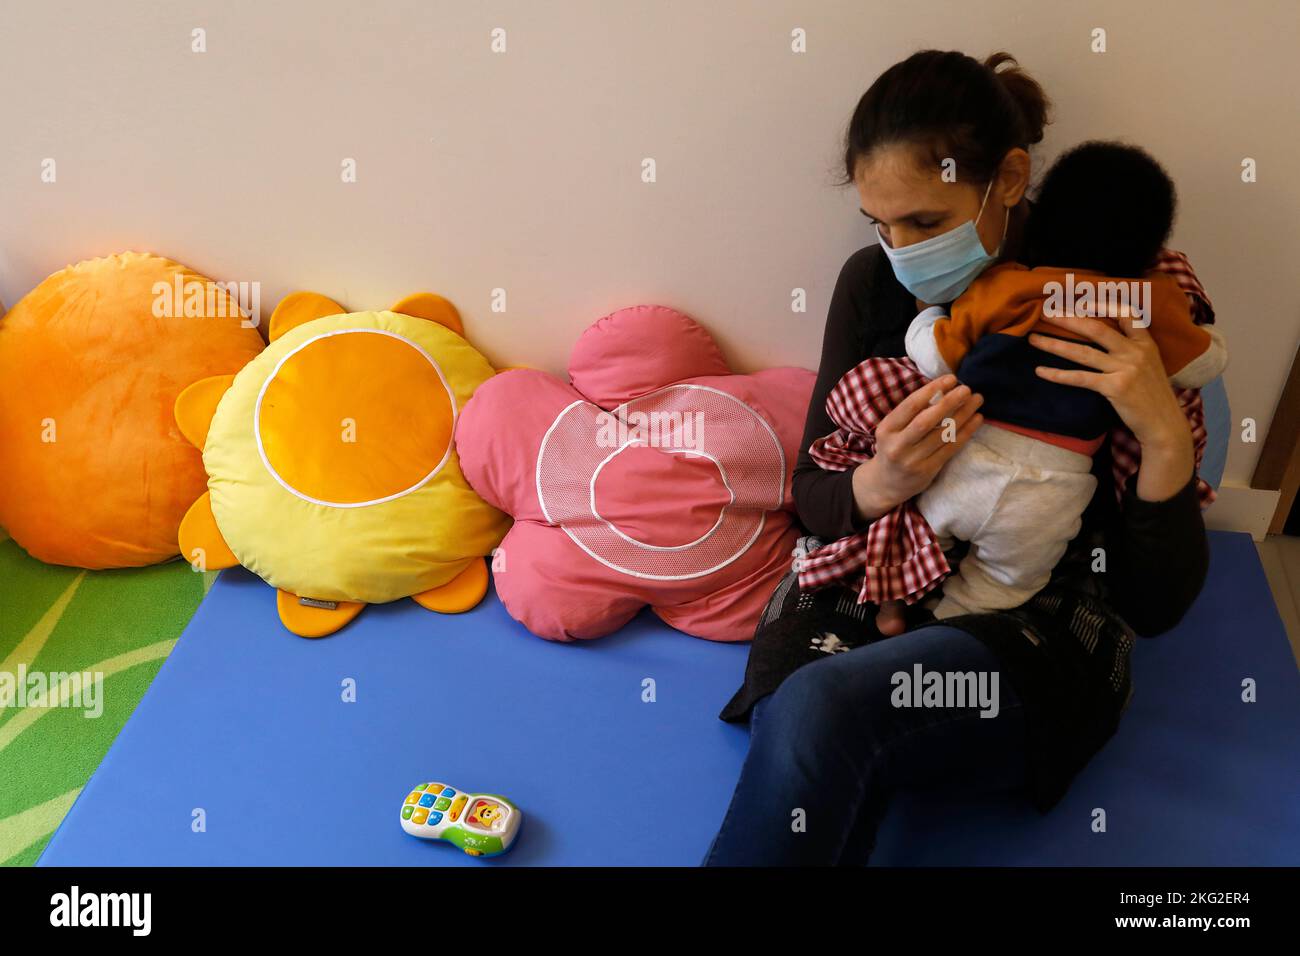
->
[917, 423, 1098, 619]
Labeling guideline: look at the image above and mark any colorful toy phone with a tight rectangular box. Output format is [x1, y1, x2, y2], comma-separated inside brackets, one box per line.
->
[399, 782, 521, 857]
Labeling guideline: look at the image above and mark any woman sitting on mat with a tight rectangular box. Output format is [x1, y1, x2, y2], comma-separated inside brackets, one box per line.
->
[704, 49, 1216, 866]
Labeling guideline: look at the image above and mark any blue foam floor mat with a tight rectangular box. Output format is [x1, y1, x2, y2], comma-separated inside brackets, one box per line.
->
[872, 531, 1300, 865]
[39, 531, 1300, 866]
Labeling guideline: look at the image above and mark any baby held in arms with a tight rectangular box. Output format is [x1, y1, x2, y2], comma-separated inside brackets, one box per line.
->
[831, 141, 1227, 635]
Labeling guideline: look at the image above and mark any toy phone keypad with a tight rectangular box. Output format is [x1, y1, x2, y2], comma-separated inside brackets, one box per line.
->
[400, 782, 521, 857]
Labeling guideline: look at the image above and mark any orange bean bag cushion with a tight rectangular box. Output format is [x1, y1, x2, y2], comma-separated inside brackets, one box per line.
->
[0, 252, 265, 568]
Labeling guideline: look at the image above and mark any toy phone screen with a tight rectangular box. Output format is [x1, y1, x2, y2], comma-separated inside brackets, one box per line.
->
[466, 798, 509, 832]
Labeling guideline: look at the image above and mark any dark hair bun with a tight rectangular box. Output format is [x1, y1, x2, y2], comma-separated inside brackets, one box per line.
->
[983, 52, 1050, 147]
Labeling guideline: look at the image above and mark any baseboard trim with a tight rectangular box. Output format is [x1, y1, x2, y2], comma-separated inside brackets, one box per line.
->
[1205, 482, 1281, 541]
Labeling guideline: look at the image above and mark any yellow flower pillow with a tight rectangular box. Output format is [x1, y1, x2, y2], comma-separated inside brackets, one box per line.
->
[174, 290, 510, 637]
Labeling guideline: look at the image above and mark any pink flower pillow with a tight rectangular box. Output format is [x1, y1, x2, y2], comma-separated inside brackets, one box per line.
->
[457, 305, 815, 642]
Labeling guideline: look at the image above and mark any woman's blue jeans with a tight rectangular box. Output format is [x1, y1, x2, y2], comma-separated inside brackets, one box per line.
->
[702, 624, 1029, 866]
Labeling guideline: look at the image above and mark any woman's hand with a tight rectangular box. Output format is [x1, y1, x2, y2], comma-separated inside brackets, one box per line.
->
[851, 374, 984, 521]
[1029, 314, 1194, 502]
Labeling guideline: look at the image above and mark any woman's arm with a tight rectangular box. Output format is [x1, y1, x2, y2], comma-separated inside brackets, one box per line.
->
[791, 250, 878, 539]
[1105, 472, 1209, 635]
[1030, 313, 1209, 634]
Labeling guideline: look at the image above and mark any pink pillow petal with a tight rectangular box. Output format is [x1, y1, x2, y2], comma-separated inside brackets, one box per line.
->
[568, 305, 731, 408]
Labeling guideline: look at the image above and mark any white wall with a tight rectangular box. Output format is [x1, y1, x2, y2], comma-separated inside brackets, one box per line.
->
[1, 0, 1296, 487]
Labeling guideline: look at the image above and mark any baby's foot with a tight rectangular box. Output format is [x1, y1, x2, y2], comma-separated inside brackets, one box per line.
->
[875, 600, 907, 637]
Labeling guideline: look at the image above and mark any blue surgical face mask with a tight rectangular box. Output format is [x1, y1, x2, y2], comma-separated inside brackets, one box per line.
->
[875, 179, 1009, 304]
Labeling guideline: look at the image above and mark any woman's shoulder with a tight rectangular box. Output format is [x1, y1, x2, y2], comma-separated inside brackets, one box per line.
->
[831, 243, 912, 335]
[837, 242, 889, 287]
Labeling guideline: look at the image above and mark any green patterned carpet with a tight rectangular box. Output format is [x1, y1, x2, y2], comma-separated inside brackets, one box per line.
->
[0, 530, 212, 865]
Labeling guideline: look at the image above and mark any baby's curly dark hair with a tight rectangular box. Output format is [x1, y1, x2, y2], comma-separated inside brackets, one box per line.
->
[1024, 140, 1176, 277]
